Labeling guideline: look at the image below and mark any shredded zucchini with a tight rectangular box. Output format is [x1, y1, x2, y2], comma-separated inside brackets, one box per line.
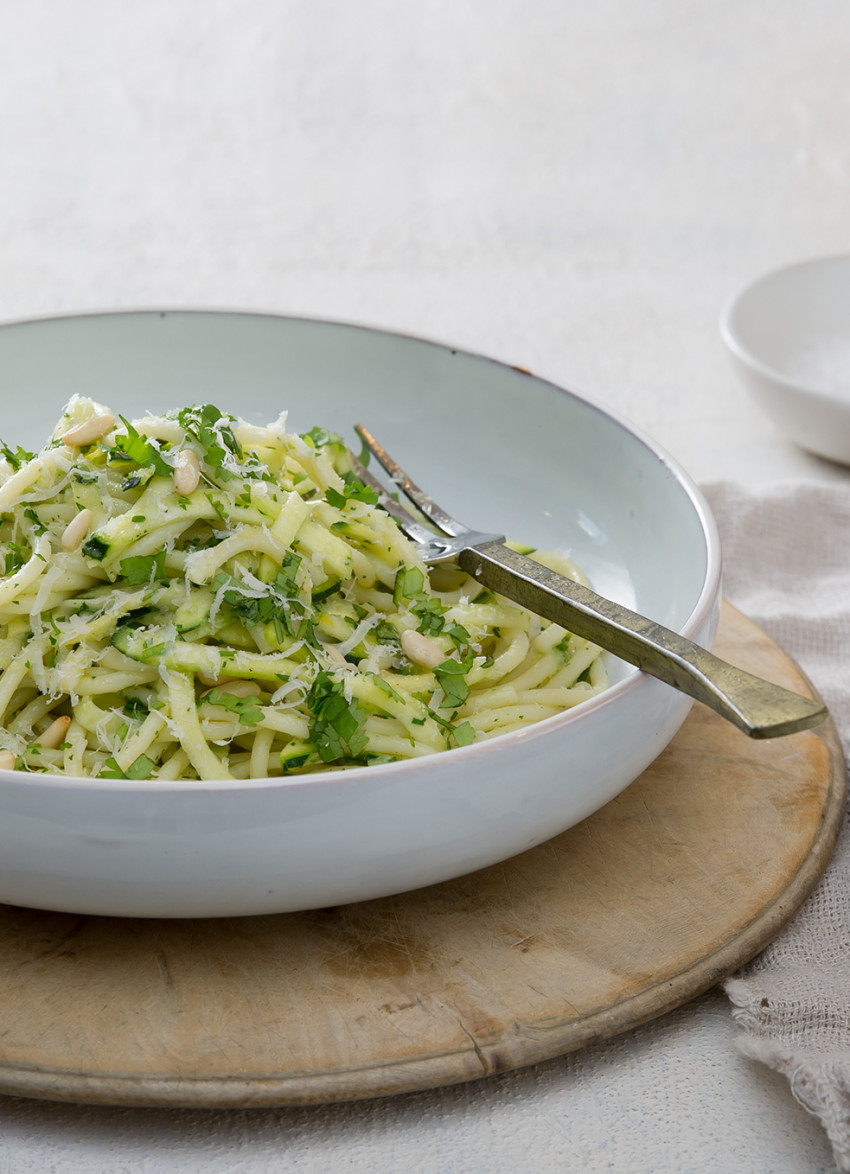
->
[0, 396, 608, 779]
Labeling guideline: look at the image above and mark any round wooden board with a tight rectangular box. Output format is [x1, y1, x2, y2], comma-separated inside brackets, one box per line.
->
[0, 602, 844, 1108]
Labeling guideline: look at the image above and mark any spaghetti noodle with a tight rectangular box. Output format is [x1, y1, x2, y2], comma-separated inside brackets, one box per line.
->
[0, 397, 608, 780]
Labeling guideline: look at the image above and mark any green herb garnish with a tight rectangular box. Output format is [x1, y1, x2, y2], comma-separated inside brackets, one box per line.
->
[434, 651, 475, 709]
[81, 536, 109, 561]
[120, 549, 168, 586]
[111, 417, 172, 477]
[178, 404, 246, 480]
[0, 439, 35, 470]
[302, 426, 343, 449]
[325, 475, 379, 509]
[412, 598, 448, 635]
[307, 670, 369, 762]
[4, 540, 29, 575]
[205, 689, 264, 728]
[452, 721, 475, 747]
[100, 754, 156, 780]
[123, 694, 150, 721]
[23, 507, 47, 535]
[211, 554, 313, 644]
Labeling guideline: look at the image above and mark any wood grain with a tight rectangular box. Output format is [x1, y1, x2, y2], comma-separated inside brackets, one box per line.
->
[0, 602, 843, 1108]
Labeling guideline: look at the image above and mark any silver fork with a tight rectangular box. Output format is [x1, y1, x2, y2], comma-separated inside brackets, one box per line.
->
[351, 425, 827, 740]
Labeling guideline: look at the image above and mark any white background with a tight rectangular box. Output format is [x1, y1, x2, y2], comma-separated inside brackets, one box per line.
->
[0, 2, 848, 1170]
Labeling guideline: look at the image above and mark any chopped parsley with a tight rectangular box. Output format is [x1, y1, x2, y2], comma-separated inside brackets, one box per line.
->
[325, 474, 379, 509]
[205, 689, 264, 728]
[178, 404, 249, 480]
[412, 597, 447, 635]
[119, 549, 169, 586]
[434, 651, 475, 709]
[81, 535, 109, 561]
[111, 417, 172, 477]
[72, 467, 99, 485]
[371, 675, 405, 705]
[0, 439, 35, 470]
[302, 426, 343, 449]
[212, 555, 315, 645]
[23, 507, 47, 535]
[411, 601, 469, 648]
[123, 694, 150, 721]
[100, 754, 157, 780]
[205, 494, 229, 524]
[374, 619, 400, 645]
[424, 706, 475, 748]
[453, 721, 475, 747]
[4, 540, 29, 575]
[307, 670, 368, 762]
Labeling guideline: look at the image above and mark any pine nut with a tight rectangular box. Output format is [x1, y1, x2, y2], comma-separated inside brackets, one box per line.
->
[400, 628, 446, 669]
[173, 449, 201, 495]
[34, 715, 72, 749]
[61, 507, 93, 551]
[61, 413, 116, 448]
[0, 749, 15, 771]
[324, 644, 347, 665]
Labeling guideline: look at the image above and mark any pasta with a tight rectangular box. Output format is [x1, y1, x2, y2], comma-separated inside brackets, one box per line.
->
[0, 397, 608, 780]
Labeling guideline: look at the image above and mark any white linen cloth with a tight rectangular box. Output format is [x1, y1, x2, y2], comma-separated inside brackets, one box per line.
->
[702, 481, 850, 1171]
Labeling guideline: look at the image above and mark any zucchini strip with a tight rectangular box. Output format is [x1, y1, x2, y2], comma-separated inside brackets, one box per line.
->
[0, 398, 609, 779]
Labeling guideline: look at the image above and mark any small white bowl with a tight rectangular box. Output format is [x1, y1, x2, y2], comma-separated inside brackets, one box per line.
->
[721, 254, 850, 465]
[0, 310, 721, 918]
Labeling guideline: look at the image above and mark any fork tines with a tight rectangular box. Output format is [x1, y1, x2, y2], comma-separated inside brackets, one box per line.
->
[347, 448, 441, 550]
[354, 425, 466, 538]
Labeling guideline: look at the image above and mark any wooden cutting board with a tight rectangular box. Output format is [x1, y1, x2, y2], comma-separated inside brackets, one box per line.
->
[0, 602, 843, 1108]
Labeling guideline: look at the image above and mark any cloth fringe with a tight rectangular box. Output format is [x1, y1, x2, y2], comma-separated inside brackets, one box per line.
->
[702, 480, 850, 1172]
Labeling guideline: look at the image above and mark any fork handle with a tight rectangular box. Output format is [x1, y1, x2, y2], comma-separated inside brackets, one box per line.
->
[457, 541, 826, 739]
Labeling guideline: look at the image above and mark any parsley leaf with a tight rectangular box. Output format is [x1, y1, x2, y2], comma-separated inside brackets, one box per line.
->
[371, 675, 405, 705]
[374, 619, 400, 645]
[178, 404, 248, 480]
[23, 507, 46, 535]
[119, 549, 169, 586]
[443, 620, 471, 649]
[211, 554, 315, 644]
[453, 721, 475, 747]
[325, 474, 379, 509]
[0, 439, 35, 470]
[307, 670, 369, 762]
[123, 694, 150, 720]
[434, 651, 475, 709]
[127, 755, 157, 779]
[81, 535, 109, 561]
[100, 754, 156, 780]
[302, 426, 343, 449]
[111, 417, 172, 477]
[205, 689, 264, 728]
[412, 598, 447, 635]
[4, 540, 30, 575]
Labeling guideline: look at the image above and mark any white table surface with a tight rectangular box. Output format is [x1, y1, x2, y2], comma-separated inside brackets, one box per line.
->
[0, 2, 848, 1170]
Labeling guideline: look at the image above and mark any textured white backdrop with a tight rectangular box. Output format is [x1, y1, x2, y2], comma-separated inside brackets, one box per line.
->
[0, 2, 849, 1170]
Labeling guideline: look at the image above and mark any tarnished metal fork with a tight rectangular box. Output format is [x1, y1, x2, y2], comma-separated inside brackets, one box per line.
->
[352, 424, 826, 740]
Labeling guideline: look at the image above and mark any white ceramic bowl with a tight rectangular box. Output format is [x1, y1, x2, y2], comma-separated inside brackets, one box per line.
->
[0, 311, 721, 918]
[721, 254, 850, 465]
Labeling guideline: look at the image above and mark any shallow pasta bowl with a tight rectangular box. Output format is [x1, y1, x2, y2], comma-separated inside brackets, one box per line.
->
[0, 310, 721, 918]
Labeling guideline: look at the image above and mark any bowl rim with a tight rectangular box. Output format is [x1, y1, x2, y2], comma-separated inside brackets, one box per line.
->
[0, 306, 723, 795]
[719, 252, 850, 396]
